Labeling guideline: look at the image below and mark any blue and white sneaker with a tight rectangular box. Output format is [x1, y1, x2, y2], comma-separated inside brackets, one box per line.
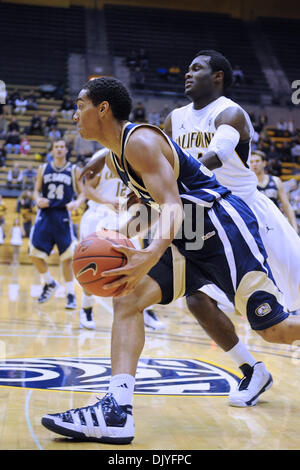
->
[65, 293, 77, 310]
[229, 362, 273, 407]
[38, 280, 58, 304]
[41, 393, 134, 444]
[144, 309, 165, 330]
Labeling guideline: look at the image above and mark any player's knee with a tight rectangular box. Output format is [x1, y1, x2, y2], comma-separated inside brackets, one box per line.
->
[113, 291, 144, 318]
[256, 324, 287, 344]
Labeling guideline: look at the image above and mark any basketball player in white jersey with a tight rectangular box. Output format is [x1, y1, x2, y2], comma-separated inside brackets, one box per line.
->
[250, 150, 298, 232]
[164, 50, 300, 406]
[78, 148, 165, 331]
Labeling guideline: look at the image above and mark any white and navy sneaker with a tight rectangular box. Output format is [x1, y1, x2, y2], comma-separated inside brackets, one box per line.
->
[41, 393, 134, 444]
[144, 309, 165, 330]
[79, 307, 96, 329]
[37, 280, 58, 304]
[229, 362, 273, 407]
[65, 293, 77, 310]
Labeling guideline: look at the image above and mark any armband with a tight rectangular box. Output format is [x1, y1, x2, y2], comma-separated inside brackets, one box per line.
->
[208, 124, 240, 163]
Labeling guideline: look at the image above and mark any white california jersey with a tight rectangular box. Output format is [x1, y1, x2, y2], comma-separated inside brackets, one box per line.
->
[87, 163, 129, 212]
[171, 96, 259, 200]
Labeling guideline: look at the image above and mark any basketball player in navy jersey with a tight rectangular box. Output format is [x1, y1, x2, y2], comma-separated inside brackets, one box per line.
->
[41, 77, 300, 444]
[30, 139, 85, 309]
[250, 150, 298, 232]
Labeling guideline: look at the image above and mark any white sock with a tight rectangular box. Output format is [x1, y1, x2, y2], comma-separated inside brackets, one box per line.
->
[226, 339, 256, 369]
[66, 281, 75, 295]
[108, 374, 135, 406]
[43, 271, 54, 284]
[82, 292, 94, 309]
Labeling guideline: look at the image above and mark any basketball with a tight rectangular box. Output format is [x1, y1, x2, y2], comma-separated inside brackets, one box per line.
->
[72, 230, 134, 297]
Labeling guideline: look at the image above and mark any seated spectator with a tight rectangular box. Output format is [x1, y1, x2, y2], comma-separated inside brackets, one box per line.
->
[26, 90, 38, 111]
[233, 65, 245, 85]
[277, 119, 288, 131]
[0, 142, 7, 167]
[132, 102, 146, 123]
[0, 114, 7, 139]
[15, 96, 28, 114]
[148, 109, 160, 126]
[60, 95, 74, 120]
[28, 113, 43, 135]
[266, 143, 280, 161]
[48, 126, 61, 143]
[22, 164, 37, 190]
[8, 117, 20, 133]
[291, 140, 300, 160]
[7, 163, 23, 190]
[20, 134, 31, 156]
[5, 130, 21, 154]
[45, 109, 58, 135]
[16, 190, 36, 237]
[7, 89, 20, 113]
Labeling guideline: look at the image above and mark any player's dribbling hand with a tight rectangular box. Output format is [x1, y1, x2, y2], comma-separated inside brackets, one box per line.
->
[37, 197, 50, 208]
[101, 245, 158, 297]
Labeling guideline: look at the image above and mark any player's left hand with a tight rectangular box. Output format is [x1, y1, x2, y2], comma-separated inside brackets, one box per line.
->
[101, 245, 159, 297]
[66, 200, 81, 212]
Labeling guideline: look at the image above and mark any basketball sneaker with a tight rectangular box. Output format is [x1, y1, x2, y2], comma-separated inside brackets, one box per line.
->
[65, 293, 77, 310]
[38, 280, 58, 304]
[79, 307, 96, 330]
[143, 309, 165, 330]
[229, 362, 273, 407]
[41, 393, 134, 444]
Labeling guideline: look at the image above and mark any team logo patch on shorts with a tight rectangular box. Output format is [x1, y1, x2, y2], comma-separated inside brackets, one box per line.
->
[255, 303, 272, 316]
[0, 358, 239, 396]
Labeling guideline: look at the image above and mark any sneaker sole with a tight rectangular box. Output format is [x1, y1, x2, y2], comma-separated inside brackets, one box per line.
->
[229, 374, 273, 407]
[80, 323, 96, 330]
[65, 305, 77, 310]
[41, 417, 134, 444]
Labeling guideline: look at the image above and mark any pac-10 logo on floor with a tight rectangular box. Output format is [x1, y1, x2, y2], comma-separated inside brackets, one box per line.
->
[0, 358, 239, 395]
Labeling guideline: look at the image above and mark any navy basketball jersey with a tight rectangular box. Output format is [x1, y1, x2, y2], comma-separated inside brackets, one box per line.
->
[108, 122, 230, 211]
[41, 162, 77, 209]
[257, 175, 279, 207]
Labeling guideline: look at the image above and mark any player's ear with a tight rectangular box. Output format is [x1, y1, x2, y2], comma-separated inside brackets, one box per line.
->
[213, 70, 224, 87]
[98, 101, 109, 118]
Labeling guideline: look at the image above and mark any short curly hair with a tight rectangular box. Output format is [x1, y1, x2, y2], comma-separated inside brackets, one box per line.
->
[193, 50, 233, 90]
[82, 77, 132, 121]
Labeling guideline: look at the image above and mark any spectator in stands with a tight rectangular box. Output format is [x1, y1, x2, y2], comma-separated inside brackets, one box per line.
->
[277, 119, 288, 131]
[48, 126, 62, 143]
[287, 119, 295, 135]
[5, 130, 21, 154]
[232, 65, 244, 85]
[266, 157, 282, 177]
[15, 95, 28, 114]
[16, 190, 36, 237]
[26, 90, 38, 111]
[7, 163, 23, 190]
[266, 143, 281, 161]
[148, 109, 160, 126]
[0, 142, 7, 167]
[291, 140, 300, 161]
[20, 134, 31, 156]
[0, 114, 7, 139]
[60, 95, 74, 120]
[74, 133, 95, 166]
[28, 113, 43, 135]
[132, 102, 146, 123]
[45, 109, 58, 135]
[7, 88, 20, 113]
[8, 117, 20, 133]
[256, 111, 268, 133]
[22, 164, 37, 190]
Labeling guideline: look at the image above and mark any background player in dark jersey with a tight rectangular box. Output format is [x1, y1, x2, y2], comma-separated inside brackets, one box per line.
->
[30, 139, 85, 309]
[250, 150, 298, 233]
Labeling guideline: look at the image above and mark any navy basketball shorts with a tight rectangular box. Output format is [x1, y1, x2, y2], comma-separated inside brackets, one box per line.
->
[30, 208, 75, 258]
[148, 193, 289, 331]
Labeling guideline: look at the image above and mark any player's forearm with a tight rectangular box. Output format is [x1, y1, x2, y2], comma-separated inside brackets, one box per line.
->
[119, 205, 160, 239]
[144, 202, 184, 260]
[284, 206, 298, 232]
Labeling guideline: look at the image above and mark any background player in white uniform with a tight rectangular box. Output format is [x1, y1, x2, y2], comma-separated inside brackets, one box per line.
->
[164, 49, 300, 406]
[78, 148, 165, 331]
[250, 150, 298, 232]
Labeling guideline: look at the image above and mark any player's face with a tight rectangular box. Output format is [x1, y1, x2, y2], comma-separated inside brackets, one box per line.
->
[73, 89, 101, 140]
[250, 155, 265, 175]
[185, 56, 214, 100]
[52, 140, 68, 159]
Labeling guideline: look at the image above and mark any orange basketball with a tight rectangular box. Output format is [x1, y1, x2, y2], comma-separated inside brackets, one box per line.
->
[72, 230, 134, 297]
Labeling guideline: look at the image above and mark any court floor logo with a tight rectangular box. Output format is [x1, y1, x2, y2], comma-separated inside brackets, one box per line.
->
[0, 357, 239, 395]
